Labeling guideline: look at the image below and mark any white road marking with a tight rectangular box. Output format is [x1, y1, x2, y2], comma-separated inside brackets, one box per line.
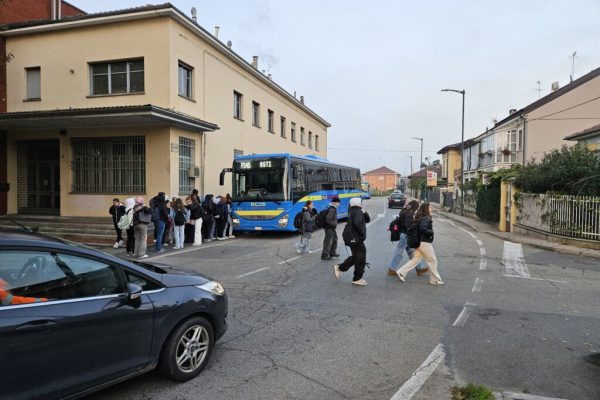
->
[236, 267, 271, 278]
[495, 391, 569, 400]
[390, 344, 446, 400]
[144, 241, 229, 261]
[476, 239, 483, 246]
[479, 258, 487, 271]
[480, 247, 487, 257]
[502, 274, 567, 284]
[459, 226, 477, 239]
[309, 247, 323, 254]
[503, 241, 530, 278]
[472, 277, 483, 293]
[452, 302, 476, 327]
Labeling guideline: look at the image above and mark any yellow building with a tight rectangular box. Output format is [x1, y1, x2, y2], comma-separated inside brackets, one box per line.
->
[0, 4, 329, 216]
[436, 142, 465, 190]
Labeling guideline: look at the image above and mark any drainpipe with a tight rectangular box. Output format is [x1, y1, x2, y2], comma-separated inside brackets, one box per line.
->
[521, 114, 527, 165]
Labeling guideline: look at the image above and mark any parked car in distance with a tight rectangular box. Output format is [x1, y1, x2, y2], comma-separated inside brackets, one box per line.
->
[388, 192, 406, 208]
[0, 228, 228, 400]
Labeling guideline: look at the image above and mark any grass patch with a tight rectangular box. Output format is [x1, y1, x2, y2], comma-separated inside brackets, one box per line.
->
[450, 383, 495, 400]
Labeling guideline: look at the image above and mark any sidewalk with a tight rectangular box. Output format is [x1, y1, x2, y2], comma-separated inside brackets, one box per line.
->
[430, 203, 600, 260]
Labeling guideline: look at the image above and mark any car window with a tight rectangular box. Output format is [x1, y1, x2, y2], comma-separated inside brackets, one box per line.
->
[0, 250, 125, 307]
[124, 270, 162, 291]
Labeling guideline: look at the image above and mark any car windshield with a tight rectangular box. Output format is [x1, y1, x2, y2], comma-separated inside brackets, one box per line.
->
[232, 158, 289, 202]
[391, 194, 403, 199]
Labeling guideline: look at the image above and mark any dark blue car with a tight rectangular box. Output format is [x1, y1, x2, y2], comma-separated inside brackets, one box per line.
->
[0, 228, 228, 400]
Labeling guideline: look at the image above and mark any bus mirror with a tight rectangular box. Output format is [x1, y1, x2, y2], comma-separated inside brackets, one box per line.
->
[220, 168, 232, 186]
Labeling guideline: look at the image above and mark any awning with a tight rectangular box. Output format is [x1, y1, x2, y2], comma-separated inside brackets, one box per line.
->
[0, 104, 219, 133]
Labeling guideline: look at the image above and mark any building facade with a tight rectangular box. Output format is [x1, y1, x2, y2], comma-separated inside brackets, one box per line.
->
[362, 166, 400, 192]
[437, 142, 466, 190]
[0, 4, 329, 216]
[565, 124, 600, 151]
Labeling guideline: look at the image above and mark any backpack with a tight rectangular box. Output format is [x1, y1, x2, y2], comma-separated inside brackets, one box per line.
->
[151, 206, 161, 223]
[389, 217, 400, 242]
[117, 209, 133, 230]
[293, 211, 304, 230]
[137, 208, 152, 225]
[342, 215, 359, 247]
[406, 220, 421, 249]
[316, 208, 330, 229]
[174, 210, 186, 226]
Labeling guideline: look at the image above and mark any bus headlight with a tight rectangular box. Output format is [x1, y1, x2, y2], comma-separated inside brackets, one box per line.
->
[278, 215, 289, 227]
[232, 217, 240, 226]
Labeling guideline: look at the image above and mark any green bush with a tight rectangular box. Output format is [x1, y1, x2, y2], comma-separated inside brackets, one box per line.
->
[476, 186, 500, 222]
[450, 383, 495, 400]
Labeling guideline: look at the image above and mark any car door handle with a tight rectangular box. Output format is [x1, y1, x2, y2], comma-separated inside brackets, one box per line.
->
[15, 320, 58, 333]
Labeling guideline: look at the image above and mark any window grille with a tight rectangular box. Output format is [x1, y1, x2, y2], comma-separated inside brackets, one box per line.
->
[179, 137, 195, 194]
[71, 136, 145, 193]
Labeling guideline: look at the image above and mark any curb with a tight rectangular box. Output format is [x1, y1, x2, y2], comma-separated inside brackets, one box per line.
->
[435, 210, 480, 232]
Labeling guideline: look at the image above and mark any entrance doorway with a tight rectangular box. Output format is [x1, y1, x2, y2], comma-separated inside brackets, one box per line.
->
[17, 140, 60, 214]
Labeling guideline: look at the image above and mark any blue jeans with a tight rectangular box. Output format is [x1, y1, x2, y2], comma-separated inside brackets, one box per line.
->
[390, 233, 424, 270]
[154, 220, 166, 251]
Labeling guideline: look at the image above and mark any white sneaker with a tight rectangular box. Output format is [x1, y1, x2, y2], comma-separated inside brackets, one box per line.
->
[396, 271, 406, 282]
[139, 254, 149, 259]
[333, 264, 342, 279]
[429, 280, 445, 286]
[216, 237, 225, 241]
[228, 235, 236, 239]
[118, 240, 124, 246]
[113, 242, 119, 248]
[352, 278, 368, 286]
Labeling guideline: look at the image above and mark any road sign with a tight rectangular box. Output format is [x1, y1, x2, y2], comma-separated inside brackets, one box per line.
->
[427, 171, 438, 187]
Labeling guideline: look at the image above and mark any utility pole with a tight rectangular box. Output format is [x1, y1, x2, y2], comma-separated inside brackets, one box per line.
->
[411, 137, 423, 168]
[534, 80, 542, 99]
[406, 155, 413, 174]
[441, 88, 466, 216]
[570, 51, 577, 82]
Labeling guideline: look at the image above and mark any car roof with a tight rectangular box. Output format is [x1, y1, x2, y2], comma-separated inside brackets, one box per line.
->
[0, 227, 66, 244]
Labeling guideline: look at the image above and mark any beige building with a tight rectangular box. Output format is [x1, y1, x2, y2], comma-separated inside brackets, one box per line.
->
[0, 4, 329, 216]
[362, 166, 400, 193]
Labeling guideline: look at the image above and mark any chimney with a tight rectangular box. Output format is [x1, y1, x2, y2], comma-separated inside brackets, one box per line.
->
[509, 109, 517, 115]
[267, 73, 272, 80]
[227, 40, 232, 48]
[51, 0, 61, 20]
[300, 95, 304, 104]
[293, 91, 296, 98]
[251, 56, 258, 69]
[492, 119, 497, 125]
[191, 7, 197, 21]
[214, 26, 220, 39]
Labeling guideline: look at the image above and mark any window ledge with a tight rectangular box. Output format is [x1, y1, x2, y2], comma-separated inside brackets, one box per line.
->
[178, 94, 196, 102]
[253, 124, 261, 129]
[234, 116, 244, 122]
[23, 98, 41, 102]
[86, 92, 145, 98]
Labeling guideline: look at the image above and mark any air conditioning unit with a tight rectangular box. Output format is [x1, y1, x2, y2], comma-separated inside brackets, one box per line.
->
[188, 166, 200, 177]
[551, 81, 560, 91]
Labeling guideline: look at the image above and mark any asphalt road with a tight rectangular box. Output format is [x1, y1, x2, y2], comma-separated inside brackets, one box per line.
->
[87, 197, 600, 400]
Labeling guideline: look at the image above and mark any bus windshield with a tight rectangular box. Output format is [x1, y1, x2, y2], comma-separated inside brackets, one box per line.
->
[232, 157, 289, 202]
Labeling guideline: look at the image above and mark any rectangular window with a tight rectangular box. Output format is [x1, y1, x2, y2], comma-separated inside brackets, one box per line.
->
[233, 91, 243, 119]
[267, 109, 274, 133]
[280, 116, 286, 138]
[25, 67, 41, 100]
[291, 122, 297, 142]
[179, 137, 195, 194]
[308, 131, 313, 149]
[300, 127, 306, 146]
[178, 62, 193, 99]
[72, 136, 145, 193]
[90, 59, 144, 95]
[315, 135, 319, 151]
[252, 101, 260, 127]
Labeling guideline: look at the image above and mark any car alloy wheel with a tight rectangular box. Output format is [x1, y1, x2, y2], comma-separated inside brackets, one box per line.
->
[176, 325, 210, 373]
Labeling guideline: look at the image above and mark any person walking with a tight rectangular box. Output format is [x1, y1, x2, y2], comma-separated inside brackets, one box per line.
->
[294, 200, 315, 254]
[133, 196, 151, 259]
[152, 193, 169, 253]
[387, 200, 428, 276]
[395, 202, 444, 285]
[109, 198, 125, 248]
[224, 193, 235, 239]
[334, 197, 370, 286]
[172, 198, 190, 249]
[321, 196, 341, 260]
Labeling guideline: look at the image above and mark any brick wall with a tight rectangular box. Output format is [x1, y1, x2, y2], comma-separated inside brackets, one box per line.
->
[0, 0, 85, 24]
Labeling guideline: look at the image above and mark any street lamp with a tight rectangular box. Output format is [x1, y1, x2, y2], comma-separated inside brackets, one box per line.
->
[406, 155, 413, 174]
[441, 88, 466, 215]
[411, 137, 424, 168]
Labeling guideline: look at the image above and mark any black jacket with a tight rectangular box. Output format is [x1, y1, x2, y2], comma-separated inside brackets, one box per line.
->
[348, 206, 368, 242]
[398, 208, 414, 234]
[325, 206, 338, 229]
[418, 216, 434, 243]
[302, 208, 316, 233]
[109, 204, 125, 224]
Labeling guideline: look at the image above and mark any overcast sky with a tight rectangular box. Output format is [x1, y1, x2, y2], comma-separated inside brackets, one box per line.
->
[72, 0, 600, 176]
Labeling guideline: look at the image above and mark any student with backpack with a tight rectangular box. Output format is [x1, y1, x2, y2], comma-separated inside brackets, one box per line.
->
[151, 192, 169, 253]
[395, 202, 444, 285]
[387, 200, 428, 276]
[294, 200, 316, 254]
[334, 197, 371, 286]
[172, 198, 190, 249]
[132, 196, 151, 259]
[320, 196, 341, 260]
[117, 197, 136, 256]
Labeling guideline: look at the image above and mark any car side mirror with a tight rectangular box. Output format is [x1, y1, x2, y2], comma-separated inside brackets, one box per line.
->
[127, 283, 143, 306]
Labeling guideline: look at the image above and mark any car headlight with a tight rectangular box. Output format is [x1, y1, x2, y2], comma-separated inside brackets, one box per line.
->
[232, 217, 240, 225]
[278, 215, 289, 227]
[196, 281, 225, 296]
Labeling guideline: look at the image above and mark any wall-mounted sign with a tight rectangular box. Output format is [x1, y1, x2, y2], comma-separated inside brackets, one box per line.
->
[427, 171, 438, 187]
[171, 143, 179, 152]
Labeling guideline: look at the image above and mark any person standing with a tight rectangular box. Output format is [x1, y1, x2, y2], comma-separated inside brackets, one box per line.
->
[109, 198, 125, 248]
[224, 193, 235, 239]
[294, 200, 315, 254]
[395, 202, 444, 285]
[133, 196, 150, 259]
[387, 200, 428, 276]
[321, 196, 341, 260]
[215, 196, 228, 240]
[172, 198, 190, 249]
[202, 194, 215, 242]
[334, 197, 370, 286]
[188, 195, 205, 246]
[152, 193, 169, 253]
[123, 197, 136, 256]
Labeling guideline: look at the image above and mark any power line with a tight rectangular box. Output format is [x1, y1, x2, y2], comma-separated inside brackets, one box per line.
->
[530, 94, 600, 121]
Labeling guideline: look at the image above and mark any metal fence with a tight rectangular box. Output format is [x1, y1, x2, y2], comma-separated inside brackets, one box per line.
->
[516, 193, 600, 241]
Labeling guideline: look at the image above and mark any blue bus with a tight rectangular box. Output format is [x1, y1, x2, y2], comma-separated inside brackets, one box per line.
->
[220, 153, 363, 232]
[361, 181, 372, 199]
